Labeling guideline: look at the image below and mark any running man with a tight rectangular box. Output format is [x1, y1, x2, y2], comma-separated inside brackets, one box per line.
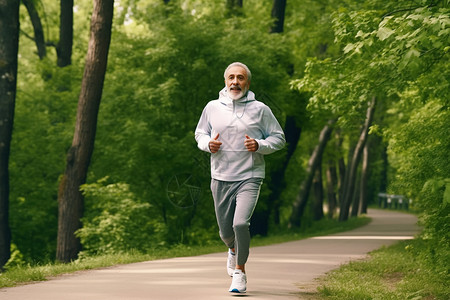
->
[195, 62, 285, 293]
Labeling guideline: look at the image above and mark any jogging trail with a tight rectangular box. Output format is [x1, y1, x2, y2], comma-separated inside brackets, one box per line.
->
[0, 209, 419, 300]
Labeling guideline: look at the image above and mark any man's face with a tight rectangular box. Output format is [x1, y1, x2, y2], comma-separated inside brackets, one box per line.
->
[225, 66, 250, 100]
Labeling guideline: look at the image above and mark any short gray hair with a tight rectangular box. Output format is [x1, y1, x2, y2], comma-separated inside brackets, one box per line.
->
[224, 62, 252, 81]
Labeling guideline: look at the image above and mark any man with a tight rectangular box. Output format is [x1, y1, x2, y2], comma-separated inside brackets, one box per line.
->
[195, 62, 285, 293]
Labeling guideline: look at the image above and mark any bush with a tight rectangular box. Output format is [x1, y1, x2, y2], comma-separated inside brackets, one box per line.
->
[77, 179, 165, 255]
[387, 100, 449, 271]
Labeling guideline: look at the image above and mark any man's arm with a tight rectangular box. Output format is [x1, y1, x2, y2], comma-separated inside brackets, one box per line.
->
[195, 105, 212, 152]
[195, 104, 222, 153]
[255, 107, 286, 155]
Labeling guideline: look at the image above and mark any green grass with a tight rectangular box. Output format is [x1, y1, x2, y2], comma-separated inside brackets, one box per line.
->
[315, 239, 450, 300]
[0, 216, 370, 289]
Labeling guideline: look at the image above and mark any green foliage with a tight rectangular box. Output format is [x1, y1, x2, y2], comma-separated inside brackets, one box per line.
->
[3, 244, 25, 270]
[77, 179, 162, 255]
[290, 0, 449, 274]
[388, 101, 449, 195]
[387, 100, 449, 267]
[418, 178, 450, 270]
[11, 0, 97, 263]
[10, 0, 448, 265]
[10, 60, 81, 262]
[292, 0, 449, 120]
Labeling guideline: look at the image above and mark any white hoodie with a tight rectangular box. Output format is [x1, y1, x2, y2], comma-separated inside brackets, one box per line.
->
[195, 88, 286, 181]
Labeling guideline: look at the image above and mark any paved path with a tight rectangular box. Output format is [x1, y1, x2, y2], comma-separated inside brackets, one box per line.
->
[0, 209, 419, 300]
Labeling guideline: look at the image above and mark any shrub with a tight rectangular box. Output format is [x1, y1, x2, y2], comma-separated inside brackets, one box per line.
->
[77, 179, 165, 255]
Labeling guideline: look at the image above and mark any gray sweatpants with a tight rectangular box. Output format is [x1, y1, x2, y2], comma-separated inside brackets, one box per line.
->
[211, 178, 263, 266]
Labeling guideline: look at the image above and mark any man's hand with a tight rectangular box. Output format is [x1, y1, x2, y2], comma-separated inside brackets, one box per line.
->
[245, 135, 259, 152]
[209, 133, 222, 153]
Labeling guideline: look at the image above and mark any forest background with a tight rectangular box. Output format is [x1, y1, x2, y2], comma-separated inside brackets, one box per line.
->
[0, 0, 448, 274]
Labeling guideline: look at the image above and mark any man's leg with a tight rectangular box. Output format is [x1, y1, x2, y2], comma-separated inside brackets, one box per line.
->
[211, 179, 236, 249]
[233, 178, 263, 272]
[228, 178, 262, 293]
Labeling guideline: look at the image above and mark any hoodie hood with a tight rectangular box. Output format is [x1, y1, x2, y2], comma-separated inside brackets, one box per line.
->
[219, 87, 256, 107]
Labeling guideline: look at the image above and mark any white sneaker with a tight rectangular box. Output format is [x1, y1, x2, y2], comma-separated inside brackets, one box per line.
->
[229, 269, 247, 293]
[227, 249, 236, 277]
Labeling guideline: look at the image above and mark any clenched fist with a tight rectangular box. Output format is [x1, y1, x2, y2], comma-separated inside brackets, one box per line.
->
[209, 133, 222, 153]
[244, 135, 259, 152]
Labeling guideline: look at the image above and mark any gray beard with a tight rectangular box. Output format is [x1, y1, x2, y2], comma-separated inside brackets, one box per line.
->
[227, 86, 248, 100]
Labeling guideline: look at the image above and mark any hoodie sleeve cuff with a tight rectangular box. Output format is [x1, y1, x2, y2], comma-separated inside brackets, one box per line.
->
[197, 135, 212, 153]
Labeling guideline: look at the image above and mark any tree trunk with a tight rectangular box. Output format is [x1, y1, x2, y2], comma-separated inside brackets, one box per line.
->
[270, 0, 287, 33]
[339, 97, 376, 221]
[251, 115, 301, 236]
[350, 168, 361, 217]
[333, 129, 346, 204]
[23, 0, 46, 59]
[57, 0, 73, 67]
[312, 160, 324, 221]
[380, 144, 388, 194]
[359, 139, 370, 214]
[0, 0, 20, 269]
[326, 160, 337, 219]
[265, 3, 301, 226]
[289, 119, 335, 228]
[340, 143, 355, 211]
[269, 115, 301, 224]
[56, 0, 114, 262]
[331, 129, 346, 219]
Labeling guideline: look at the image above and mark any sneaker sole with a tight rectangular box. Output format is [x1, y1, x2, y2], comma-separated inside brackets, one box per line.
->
[229, 288, 246, 293]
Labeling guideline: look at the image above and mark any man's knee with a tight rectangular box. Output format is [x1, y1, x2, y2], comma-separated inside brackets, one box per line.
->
[233, 222, 250, 233]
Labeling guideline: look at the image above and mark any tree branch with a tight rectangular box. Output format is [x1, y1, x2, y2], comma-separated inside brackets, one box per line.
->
[382, 1, 442, 19]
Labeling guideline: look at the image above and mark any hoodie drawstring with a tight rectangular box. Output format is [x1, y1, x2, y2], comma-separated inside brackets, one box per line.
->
[233, 98, 247, 119]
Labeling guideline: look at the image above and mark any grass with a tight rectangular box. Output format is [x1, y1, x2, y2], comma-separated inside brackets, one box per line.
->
[313, 238, 450, 300]
[0, 216, 370, 289]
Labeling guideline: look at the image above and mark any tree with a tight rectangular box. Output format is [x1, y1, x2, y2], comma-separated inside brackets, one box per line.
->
[312, 160, 324, 220]
[262, 0, 303, 229]
[291, 2, 448, 273]
[289, 119, 335, 228]
[266, 113, 302, 227]
[21, 0, 73, 66]
[270, 0, 287, 33]
[56, 0, 114, 262]
[22, 0, 46, 59]
[325, 159, 338, 218]
[357, 140, 370, 215]
[0, 0, 20, 269]
[339, 97, 376, 221]
[57, 0, 73, 67]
